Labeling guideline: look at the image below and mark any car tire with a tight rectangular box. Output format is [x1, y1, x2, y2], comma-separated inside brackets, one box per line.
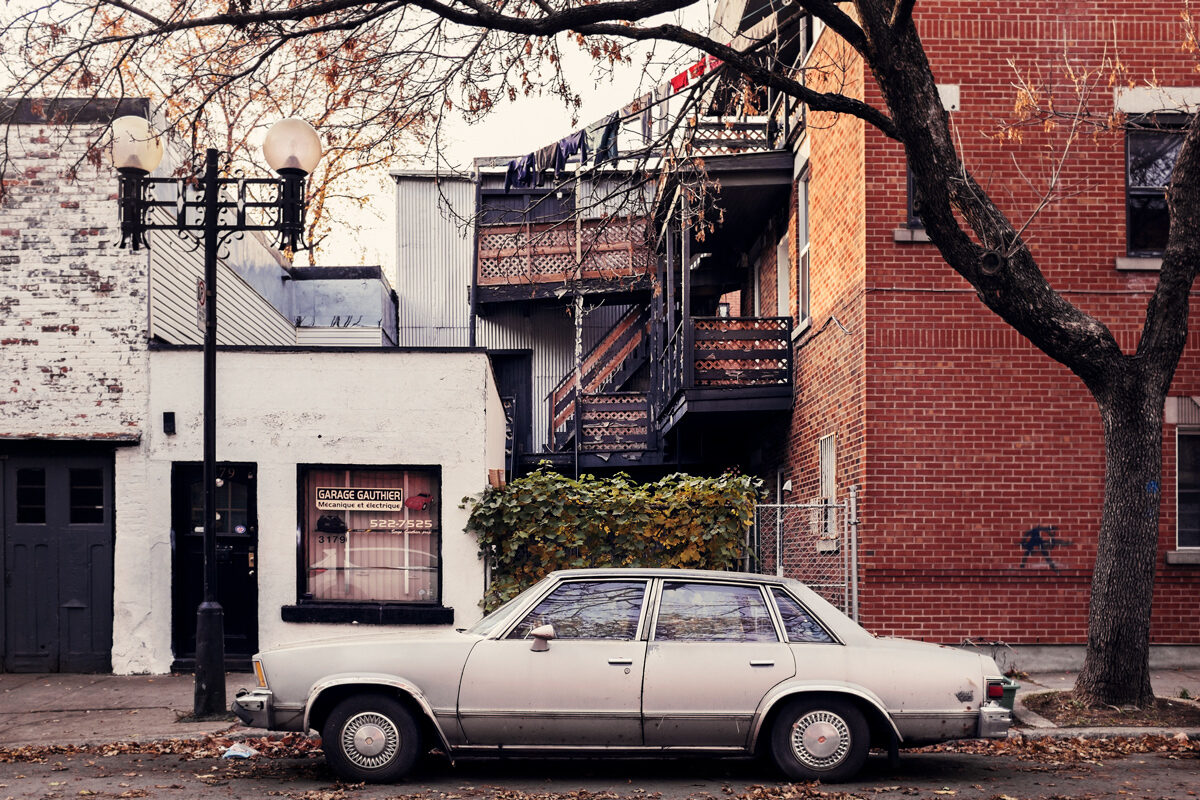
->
[321, 694, 421, 783]
[769, 696, 869, 782]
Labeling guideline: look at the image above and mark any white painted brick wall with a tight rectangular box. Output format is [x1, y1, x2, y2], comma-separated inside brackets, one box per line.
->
[0, 119, 149, 438]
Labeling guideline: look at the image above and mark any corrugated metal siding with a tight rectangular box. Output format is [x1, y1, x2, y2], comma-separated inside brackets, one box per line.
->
[295, 327, 389, 347]
[395, 175, 475, 347]
[477, 303, 626, 454]
[147, 209, 295, 346]
[393, 172, 641, 453]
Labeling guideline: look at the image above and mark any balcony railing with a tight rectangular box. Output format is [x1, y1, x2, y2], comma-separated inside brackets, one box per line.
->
[476, 217, 653, 296]
[549, 305, 650, 450]
[577, 393, 654, 453]
[657, 315, 793, 417]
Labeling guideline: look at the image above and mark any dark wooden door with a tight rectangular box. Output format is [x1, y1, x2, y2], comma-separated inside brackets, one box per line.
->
[490, 353, 533, 472]
[171, 463, 258, 669]
[1, 454, 113, 672]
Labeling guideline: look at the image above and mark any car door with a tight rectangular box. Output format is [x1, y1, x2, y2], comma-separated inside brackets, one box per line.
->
[458, 579, 648, 746]
[642, 580, 796, 748]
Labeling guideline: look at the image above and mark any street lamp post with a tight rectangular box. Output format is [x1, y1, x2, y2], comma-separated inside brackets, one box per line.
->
[110, 115, 322, 716]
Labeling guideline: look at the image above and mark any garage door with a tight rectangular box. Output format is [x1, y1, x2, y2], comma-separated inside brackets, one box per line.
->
[1, 454, 113, 672]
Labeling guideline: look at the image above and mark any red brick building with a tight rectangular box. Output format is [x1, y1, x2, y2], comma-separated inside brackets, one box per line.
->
[766, 1, 1200, 656]
[437, 1, 1200, 664]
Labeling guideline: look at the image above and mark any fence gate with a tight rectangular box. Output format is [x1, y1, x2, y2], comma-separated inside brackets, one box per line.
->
[749, 487, 859, 620]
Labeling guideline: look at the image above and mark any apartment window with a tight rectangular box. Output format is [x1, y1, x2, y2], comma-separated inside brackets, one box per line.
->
[818, 434, 836, 500]
[796, 167, 811, 327]
[814, 434, 838, 551]
[1178, 432, 1200, 548]
[300, 466, 441, 603]
[1127, 120, 1186, 257]
[775, 232, 790, 317]
[906, 165, 924, 229]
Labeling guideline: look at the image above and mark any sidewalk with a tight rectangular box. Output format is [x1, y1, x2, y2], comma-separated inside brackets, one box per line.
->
[1, 669, 1199, 749]
[0, 672, 255, 748]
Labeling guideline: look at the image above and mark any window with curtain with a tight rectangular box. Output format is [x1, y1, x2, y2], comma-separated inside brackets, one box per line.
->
[300, 466, 440, 603]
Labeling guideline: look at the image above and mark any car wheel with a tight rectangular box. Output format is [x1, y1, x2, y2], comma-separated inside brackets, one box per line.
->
[321, 694, 421, 783]
[770, 696, 869, 782]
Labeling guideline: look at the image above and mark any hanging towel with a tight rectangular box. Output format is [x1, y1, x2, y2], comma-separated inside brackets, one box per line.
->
[556, 130, 587, 178]
[669, 71, 689, 93]
[584, 112, 619, 165]
[534, 142, 561, 185]
[641, 91, 655, 144]
[689, 57, 708, 80]
[504, 152, 535, 192]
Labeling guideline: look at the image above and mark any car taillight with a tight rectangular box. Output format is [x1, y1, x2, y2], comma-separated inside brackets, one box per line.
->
[987, 681, 1004, 700]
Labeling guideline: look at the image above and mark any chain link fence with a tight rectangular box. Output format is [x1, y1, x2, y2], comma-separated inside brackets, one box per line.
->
[748, 487, 858, 619]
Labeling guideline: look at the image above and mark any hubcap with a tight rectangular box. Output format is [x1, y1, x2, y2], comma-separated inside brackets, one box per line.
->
[341, 711, 400, 769]
[790, 710, 851, 770]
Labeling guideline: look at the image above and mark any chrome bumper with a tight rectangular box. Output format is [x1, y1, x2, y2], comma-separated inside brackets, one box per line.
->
[978, 701, 1012, 738]
[231, 688, 274, 729]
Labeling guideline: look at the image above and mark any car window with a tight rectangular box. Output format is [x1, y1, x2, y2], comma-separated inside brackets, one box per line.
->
[506, 580, 646, 640]
[467, 581, 546, 637]
[654, 582, 778, 642]
[771, 588, 835, 643]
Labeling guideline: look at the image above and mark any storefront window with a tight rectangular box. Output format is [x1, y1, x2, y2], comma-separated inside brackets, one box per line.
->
[300, 466, 440, 603]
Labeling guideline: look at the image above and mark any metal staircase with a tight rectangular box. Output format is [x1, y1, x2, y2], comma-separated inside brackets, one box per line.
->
[549, 304, 652, 452]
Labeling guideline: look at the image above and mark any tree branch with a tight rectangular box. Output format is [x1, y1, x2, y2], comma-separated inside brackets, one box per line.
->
[889, 0, 916, 29]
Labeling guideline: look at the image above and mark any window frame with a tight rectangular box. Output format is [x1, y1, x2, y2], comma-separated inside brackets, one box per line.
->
[796, 165, 811, 331]
[905, 164, 924, 230]
[1126, 114, 1189, 258]
[503, 579, 651, 641]
[294, 463, 443, 606]
[648, 580, 782, 643]
[770, 587, 839, 644]
[1176, 430, 1200, 550]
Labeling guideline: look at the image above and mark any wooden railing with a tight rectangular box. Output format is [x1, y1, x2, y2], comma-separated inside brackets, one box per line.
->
[477, 217, 652, 289]
[549, 305, 650, 450]
[657, 316, 793, 415]
[577, 393, 653, 453]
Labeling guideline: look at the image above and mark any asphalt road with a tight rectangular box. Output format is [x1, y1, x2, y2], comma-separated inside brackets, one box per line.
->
[1, 746, 1198, 800]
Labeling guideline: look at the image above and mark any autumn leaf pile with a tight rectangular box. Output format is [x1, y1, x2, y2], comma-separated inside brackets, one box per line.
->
[924, 732, 1199, 763]
[465, 469, 761, 610]
[0, 732, 323, 764]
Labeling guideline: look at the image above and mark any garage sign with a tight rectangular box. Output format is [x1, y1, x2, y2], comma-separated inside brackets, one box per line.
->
[315, 487, 405, 511]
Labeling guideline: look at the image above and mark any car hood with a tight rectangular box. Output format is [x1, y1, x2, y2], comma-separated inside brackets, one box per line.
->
[261, 627, 477, 656]
[256, 628, 483, 712]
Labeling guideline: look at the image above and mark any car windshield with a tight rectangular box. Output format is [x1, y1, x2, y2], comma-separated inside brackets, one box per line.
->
[465, 578, 547, 636]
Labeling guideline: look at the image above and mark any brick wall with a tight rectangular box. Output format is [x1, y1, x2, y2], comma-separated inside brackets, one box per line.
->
[0, 101, 149, 439]
[771, 35, 868, 513]
[778, 2, 1200, 644]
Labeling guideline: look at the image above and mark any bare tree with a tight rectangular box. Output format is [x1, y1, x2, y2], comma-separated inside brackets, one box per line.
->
[3, 0, 1197, 707]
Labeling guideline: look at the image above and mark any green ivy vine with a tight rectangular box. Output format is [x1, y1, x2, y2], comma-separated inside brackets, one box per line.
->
[463, 468, 762, 610]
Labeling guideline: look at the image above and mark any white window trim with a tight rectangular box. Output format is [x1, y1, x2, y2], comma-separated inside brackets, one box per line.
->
[1173, 425, 1200, 560]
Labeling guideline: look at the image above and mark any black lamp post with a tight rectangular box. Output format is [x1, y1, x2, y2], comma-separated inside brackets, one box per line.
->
[110, 115, 322, 716]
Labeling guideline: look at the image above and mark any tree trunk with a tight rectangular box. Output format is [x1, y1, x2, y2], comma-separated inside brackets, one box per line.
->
[1074, 374, 1162, 707]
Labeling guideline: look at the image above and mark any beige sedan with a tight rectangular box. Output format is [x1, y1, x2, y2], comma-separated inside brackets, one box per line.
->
[233, 568, 1011, 783]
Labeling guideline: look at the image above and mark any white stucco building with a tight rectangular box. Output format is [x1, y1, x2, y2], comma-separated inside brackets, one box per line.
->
[0, 99, 505, 675]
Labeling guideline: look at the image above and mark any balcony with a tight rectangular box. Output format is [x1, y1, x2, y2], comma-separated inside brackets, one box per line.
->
[657, 316, 793, 434]
[475, 217, 654, 307]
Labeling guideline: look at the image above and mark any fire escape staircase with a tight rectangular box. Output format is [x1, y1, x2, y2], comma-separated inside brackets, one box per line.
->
[548, 304, 654, 456]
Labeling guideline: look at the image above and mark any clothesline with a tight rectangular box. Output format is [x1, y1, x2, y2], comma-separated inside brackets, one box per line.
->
[503, 53, 726, 192]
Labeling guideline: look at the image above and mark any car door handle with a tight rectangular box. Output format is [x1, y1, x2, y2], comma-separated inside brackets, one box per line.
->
[607, 658, 634, 665]
[749, 660, 775, 667]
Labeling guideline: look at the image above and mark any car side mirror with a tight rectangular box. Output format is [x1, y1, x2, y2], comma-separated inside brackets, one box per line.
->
[529, 623, 556, 651]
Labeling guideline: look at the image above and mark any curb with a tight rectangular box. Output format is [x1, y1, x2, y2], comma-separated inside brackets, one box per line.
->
[1013, 689, 1200, 739]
